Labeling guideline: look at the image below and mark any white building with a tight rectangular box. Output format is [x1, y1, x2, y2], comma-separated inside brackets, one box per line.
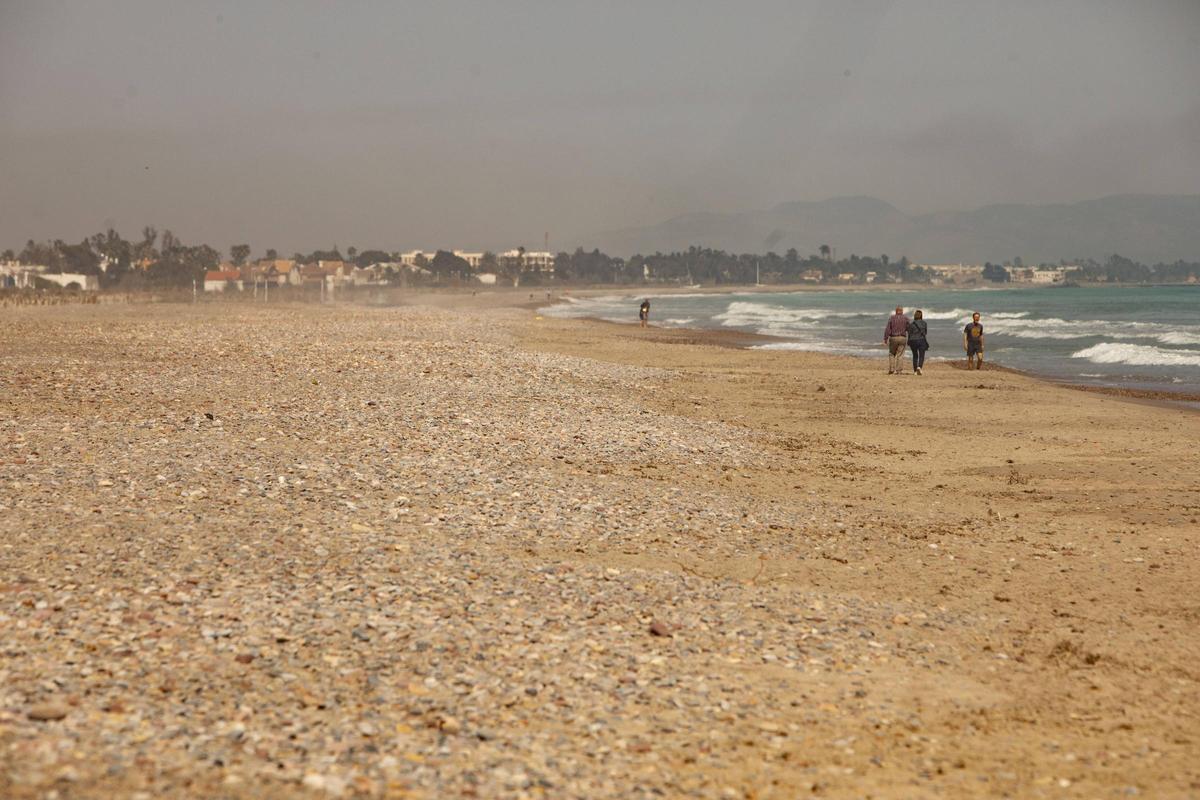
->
[399, 250, 438, 267]
[400, 250, 488, 269]
[1, 261, 45, 288]
[1029, 268, 1066, 284]
[352, 264, 396, 285]
[454, 251, 484, 268]
[39, 272, 99, 291]
[920, 263, 984, 283]
[501, 250, 555, 271]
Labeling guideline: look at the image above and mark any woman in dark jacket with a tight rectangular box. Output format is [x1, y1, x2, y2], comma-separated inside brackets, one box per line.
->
[907, 309, 929, 375]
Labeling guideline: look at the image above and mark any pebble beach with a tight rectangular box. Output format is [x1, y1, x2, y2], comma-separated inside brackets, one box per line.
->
[2, 300, 1198, 799]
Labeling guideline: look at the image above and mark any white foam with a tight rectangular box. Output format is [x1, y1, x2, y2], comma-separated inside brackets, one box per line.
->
[752, 341, 885, 358]
[917, 307, 974, 320]
[980, 317, 1200, 344]
[978, 317, 1114, 337]
[999, 329, 1100, 340]
[716, 302, 826, 330]
[1071, 342, 1200, 367]
[542, 296, 637, 320]
[662, 318, 697, 326]
[1157, 332, 1200, 346]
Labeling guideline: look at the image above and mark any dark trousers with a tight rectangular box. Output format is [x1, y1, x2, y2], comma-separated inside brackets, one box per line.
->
[910, 341, 928, 370]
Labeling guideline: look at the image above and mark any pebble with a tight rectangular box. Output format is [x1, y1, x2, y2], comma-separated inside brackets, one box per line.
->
[26, 702, 69, 721]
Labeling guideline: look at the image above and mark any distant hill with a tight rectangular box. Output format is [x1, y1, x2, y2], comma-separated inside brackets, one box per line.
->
[582, 194, 1200, 264]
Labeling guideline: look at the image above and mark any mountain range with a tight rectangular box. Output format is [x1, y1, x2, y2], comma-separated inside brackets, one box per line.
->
[581, 194, 1200, 265]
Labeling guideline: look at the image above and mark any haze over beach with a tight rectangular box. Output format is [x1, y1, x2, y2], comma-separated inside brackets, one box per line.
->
[2, 1, 1199, 255]
[3, 3, 1200, 799]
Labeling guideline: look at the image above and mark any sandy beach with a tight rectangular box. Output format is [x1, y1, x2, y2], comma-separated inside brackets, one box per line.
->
[2, 301, 1198, 798]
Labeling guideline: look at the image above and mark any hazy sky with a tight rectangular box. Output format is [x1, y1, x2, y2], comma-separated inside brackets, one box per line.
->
[2, 0, 1198, 254]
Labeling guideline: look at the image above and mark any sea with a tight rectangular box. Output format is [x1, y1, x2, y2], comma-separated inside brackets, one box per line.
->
[545, 285, 1200, 396]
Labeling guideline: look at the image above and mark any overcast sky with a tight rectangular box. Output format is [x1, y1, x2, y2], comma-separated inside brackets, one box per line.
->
[2, 0, 1198, 254]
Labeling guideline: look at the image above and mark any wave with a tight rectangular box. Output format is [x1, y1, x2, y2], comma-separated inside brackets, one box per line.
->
[982, 317, 1200, 344]
[915, 308, 971, 320]
[1071, 342, 1200, 367]
[716, 301, 849, 329]
[543, 296, 636, 319]
[550, 294, 629, 304]
[981, 316, 1130, 338]
[1157, 332, 1200, 346]
[752, 341, 884, 357]
[933, 310, 1029, 321]
[662, 318, 697, 326]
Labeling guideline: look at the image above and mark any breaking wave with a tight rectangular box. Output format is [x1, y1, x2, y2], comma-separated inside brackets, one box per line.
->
[752, 341, 884, 358]
[1157, 331, 1200, 346]
[983, 317, 1200, 344]
[1071, 343, 1200, 367]
[715, 301, 873, 334]
[917, 307, 975, 320]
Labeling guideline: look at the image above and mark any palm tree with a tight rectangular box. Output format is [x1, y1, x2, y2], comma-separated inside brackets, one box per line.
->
[819, 244, 831, 261]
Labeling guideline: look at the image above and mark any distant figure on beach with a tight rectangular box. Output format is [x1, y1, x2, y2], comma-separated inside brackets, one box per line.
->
[907, 310, 928, 375]
[963, 312, 984, 369]
[883, 305, 910, 374]
[639, 299, 651, 328]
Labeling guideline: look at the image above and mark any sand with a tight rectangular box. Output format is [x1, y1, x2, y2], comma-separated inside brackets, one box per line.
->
[1, 300, 1197, 798]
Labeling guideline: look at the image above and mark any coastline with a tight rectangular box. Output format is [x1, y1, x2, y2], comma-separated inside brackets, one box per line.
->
[547, 308, 1200, 410]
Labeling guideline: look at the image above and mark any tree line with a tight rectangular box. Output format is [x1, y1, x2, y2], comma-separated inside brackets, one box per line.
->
[6, 229, 1200, 288]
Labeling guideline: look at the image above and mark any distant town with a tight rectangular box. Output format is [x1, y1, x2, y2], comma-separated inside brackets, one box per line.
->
[3, 228, 1199, 294]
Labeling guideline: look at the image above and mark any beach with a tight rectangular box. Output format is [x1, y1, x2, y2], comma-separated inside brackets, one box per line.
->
[2, 300, 1198, 798]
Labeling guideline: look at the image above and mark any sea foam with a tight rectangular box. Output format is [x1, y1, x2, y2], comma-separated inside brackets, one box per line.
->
[1071, 342, 1200, 367]
[715, 301, 875, 332]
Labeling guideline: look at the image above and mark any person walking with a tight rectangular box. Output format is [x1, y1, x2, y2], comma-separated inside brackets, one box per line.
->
[963, 312, 984, 369]
[883, 305, 910, 375]
[907, 309, 929, 375]
[639, 299, 650, 327]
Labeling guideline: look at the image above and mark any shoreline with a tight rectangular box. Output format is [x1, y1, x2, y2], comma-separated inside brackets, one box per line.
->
[8, 277, 1191, 310]
[549, 310, 1200, 409]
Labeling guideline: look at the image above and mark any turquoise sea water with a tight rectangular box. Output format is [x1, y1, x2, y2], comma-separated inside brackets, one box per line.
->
[546, 285, 1200, 394]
